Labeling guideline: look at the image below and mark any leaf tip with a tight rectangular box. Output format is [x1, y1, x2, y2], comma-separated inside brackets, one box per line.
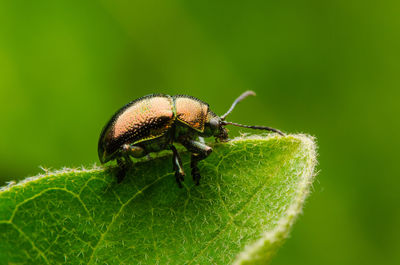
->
[233, 133, 318, 265]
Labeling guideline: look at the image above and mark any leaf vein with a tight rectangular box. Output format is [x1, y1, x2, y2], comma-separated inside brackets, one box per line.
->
[10, 222, 50, 265]
[187, 154, 285, 264]
[87, 172, 173, 264]
[9, 187, 94, 225]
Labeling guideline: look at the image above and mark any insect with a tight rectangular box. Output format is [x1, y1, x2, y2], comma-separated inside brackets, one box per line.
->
[98, 91, 284, 187]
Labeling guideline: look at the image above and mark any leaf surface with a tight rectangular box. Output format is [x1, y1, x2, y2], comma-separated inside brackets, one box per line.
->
[0, 135, 316, 264]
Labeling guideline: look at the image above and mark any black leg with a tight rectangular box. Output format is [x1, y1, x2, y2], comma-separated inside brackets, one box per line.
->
[191, 153, 207, 185]
[115, 145, 143, 183]
[170, 145, 185, 188]
[180, 139, 212, 185]
[116, 156, 132, 183]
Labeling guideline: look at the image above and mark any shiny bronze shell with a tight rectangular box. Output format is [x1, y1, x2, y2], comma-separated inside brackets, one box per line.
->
[98, 94, 174, 162]
[173, 95, 209, 132]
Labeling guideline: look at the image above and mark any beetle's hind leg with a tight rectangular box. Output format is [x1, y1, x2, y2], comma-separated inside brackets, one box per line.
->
[180, 139, 212, 185]
[170, 145, 185, 188]
[116, 156, 132, 183]
[115, 144, 145, 183]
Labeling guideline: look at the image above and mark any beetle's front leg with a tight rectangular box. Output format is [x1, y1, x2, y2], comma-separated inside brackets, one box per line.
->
[180, 139, 212, 185]
[170, 145, 185, 188]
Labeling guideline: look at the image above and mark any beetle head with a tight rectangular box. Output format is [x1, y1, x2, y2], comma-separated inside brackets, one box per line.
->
[216, 125, 229, 142]
[208, 114, 228, 142]
[203, 112, 228, 142]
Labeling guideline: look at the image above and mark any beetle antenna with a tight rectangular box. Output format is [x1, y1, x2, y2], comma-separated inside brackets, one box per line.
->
[221, 90, 256, 120]
[221, 121, 285, 136]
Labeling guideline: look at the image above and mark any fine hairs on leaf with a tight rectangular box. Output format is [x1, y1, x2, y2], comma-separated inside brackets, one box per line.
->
[0, 134, 317, 264]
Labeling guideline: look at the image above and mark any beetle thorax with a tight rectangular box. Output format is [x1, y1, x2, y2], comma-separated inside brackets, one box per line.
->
[174, 96, 209, 132]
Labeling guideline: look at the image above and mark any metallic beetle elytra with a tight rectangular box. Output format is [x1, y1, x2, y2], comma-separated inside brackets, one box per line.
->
[98, 91, 284, 187]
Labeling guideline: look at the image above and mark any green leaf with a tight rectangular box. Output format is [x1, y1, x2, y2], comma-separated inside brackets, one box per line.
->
[0, 134, 316, 264]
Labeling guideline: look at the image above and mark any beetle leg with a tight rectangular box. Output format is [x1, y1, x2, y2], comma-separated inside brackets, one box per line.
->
[170, 145, 185, 188]
[115, 147, 137, 183]
[180, 139, 212, 185]
[116, 157, 130, 183]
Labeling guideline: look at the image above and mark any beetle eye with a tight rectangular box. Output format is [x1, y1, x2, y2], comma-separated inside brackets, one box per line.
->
[209, 118, 219, 130]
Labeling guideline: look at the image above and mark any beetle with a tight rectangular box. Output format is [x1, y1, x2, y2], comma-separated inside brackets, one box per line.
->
[98, 91, 284, 187]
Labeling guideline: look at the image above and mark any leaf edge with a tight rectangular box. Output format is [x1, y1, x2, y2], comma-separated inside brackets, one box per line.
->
[232, 134, 318, 265]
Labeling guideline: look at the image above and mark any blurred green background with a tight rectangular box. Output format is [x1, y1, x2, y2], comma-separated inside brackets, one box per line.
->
[1, 0, 399, 264]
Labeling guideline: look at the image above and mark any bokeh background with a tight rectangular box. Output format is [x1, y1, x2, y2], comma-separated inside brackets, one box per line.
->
[1, 0, 399, 264]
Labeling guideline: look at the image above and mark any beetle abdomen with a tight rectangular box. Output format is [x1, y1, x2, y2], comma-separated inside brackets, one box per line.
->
[174, 95, 209, 132]
[112, 95, 174, 140]
[99, 94, 174, 162]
